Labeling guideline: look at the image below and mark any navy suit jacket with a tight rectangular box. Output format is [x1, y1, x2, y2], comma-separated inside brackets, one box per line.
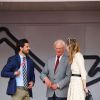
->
[1, 54, 35, 97]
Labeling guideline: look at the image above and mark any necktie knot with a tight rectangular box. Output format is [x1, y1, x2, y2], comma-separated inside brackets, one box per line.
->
[57, 56, 60, 59]
[23, 57, 26, 60]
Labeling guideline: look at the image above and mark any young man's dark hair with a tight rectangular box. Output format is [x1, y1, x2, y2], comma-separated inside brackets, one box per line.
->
[16, 39, 29, 53]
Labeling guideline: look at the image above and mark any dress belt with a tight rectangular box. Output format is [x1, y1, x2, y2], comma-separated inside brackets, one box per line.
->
[72, 74, 81, 77]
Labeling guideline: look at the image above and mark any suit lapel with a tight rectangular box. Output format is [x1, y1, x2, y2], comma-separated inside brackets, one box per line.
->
[26, 57, 30, 77]
[51, 57, 55, 75]
[15, 54, 21, 69]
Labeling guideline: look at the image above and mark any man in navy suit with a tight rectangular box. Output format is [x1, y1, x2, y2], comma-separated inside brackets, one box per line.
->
[1, 39, 35, 100]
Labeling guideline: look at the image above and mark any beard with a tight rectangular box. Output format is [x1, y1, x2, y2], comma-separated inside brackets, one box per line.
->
[22, 50, 29, 55]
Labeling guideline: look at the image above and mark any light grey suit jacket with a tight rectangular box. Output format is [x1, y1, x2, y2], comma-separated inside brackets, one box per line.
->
[40, 54, 71, 98]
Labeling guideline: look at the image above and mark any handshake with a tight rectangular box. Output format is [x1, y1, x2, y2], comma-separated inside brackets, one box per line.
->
[43, 77, 59, 90]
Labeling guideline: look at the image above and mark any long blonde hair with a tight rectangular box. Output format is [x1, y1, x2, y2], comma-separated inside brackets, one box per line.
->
[66, 38, 80, 64]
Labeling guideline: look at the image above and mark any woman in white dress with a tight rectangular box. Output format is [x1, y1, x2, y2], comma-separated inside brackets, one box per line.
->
[66, 38, 88, 100]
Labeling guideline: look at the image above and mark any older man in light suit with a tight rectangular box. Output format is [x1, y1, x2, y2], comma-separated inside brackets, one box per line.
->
[40, 40, 71, 100]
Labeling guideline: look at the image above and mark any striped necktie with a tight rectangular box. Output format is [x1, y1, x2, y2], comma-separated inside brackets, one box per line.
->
[22, 57, 28, 89]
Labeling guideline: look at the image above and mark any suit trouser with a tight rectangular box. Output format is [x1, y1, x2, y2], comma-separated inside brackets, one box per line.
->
[48, 93, 67, 100]
[11, 87, 30, 100]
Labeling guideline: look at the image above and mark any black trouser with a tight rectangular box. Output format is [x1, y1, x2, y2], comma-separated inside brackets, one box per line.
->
[48, 93, 67, 100]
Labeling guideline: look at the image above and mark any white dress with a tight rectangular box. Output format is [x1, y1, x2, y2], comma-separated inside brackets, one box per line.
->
[67, 52, 87, 100]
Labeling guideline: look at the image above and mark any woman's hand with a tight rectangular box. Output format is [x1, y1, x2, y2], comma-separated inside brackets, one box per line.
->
[84, 87, 88, 94]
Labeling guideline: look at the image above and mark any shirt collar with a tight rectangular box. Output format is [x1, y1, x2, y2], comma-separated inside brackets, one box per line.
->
[19, 54, 26, 59]
[56, 55, 63, 61]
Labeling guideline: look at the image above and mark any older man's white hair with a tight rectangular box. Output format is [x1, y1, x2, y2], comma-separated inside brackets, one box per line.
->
[54, 39, 65, 48]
